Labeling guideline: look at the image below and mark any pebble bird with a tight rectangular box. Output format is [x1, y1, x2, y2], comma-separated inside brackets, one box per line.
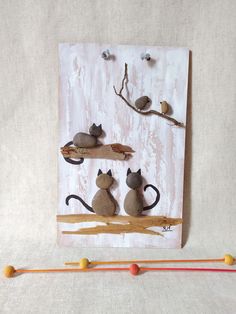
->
[134, 96, 151, 110]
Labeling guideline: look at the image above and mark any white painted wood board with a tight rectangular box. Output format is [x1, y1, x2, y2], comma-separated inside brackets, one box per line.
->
[58, 43, 189, 248]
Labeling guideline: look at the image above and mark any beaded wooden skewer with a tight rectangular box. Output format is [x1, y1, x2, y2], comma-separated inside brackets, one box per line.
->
[64, 254, 235, 269]
[3, 263, 236, 278]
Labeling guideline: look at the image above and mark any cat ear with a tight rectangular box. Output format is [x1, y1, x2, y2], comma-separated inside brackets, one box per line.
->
[107, 169, 112, 177]
[99, 124, 102, 128]
[127, 168, 131, 176]
[137, 169, 141, 175]
[97, 169, 103, 176]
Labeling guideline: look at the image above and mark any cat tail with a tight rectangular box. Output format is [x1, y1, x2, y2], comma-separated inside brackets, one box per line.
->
[65, 194, 94, 213]
[63, 141, 84, 165]
[143, 184, 160, 211]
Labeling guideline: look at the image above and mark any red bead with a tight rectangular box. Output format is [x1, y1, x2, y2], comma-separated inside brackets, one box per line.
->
[129, 264, 140, 276]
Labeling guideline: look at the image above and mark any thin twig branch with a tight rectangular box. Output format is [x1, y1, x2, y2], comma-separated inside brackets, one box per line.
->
[113, 63, 184, 127]
[119, 63, 128, 94]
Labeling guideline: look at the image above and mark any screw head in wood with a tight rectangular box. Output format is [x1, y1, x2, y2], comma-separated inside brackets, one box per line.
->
[141, 52, 151, 61]
[101, 49, 111, 60]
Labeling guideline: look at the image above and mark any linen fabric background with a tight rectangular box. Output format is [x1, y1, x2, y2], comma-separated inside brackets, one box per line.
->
[0, 1, 236, 313]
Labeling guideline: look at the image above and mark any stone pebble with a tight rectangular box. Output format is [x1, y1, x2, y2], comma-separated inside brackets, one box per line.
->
[73, 132, 97, 148]
[96, 174, 113, 189]
[124, 190, 143, 216]
[92, 190, 116, 216]
[135, 96, 150, 110]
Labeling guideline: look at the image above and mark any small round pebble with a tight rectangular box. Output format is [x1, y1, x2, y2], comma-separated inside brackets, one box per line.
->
[160, 101, 169, 114]
[80, 258, 89, 269]
[3, 265, 15, 278]
[224, 254, 234, 265]
[129, 264, 140, 276]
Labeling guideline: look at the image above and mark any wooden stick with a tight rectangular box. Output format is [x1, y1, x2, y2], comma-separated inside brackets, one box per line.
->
[57, 214, 182, 236]
[13, 267, 236, 273]
[90, 258, 226, 265]
[14, 268, 128, 273]
[57, 214, 182, 226]
[60, 143, 134, 161]
[140, 267, 236, 273]
[62, 224, 163, 236]
[65, 255, 234, 268]
[4, 264, 236, 278]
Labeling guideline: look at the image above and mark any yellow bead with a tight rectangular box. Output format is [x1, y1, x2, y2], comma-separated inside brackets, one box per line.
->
[224, 254, 234, 265]
[3, 265, 15, 278]
[79, 258, 89, 269]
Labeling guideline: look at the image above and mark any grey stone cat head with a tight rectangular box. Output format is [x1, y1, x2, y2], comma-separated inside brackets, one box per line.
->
[126, 168, 142, 189]
[89, 123, 103, 137]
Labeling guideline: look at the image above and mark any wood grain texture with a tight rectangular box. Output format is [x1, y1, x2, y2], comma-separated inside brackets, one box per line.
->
[58, 43, 189, 248]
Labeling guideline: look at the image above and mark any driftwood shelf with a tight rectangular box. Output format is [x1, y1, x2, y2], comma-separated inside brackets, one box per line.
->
[57, 214, 183, 236]
[60, 143, 134, 161]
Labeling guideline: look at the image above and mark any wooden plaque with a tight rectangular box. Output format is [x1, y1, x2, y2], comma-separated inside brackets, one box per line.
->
[57, 43, 189, 248]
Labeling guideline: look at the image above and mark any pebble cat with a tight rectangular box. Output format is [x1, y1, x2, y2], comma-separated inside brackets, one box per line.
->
[124, 168, 160, 216]
[63, 124, 103, 165]
[73, 123, 103, 148]
[66, 169, 116, 216]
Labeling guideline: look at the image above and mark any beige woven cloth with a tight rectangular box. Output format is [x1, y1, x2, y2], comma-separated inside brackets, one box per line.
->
[0, 0, 236, 313]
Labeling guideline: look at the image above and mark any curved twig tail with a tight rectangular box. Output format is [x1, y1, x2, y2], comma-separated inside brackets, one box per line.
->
[65, 194, 94, 213]
[143, 184, 160, 211]
[63, 141, 84, 165]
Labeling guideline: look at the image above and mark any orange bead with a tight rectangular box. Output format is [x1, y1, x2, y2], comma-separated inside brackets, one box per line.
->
[129, 264, 140, 276]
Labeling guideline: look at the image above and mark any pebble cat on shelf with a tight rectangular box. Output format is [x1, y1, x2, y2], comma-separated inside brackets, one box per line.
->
[124, 168, 160, 216]
[63, 124, 103, 165]
[66, 169, 116, 216]
[73, 123, 103, 148]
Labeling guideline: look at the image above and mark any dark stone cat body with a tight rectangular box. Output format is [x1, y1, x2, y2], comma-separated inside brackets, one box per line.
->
[124, 168, 160, 216]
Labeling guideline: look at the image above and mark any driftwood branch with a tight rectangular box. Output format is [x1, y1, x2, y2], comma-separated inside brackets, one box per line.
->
[62, 224, 162, 236]
[57, 214, 183, 236]
[113, 63, 184, 127]
[61, 143, 134, 161]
